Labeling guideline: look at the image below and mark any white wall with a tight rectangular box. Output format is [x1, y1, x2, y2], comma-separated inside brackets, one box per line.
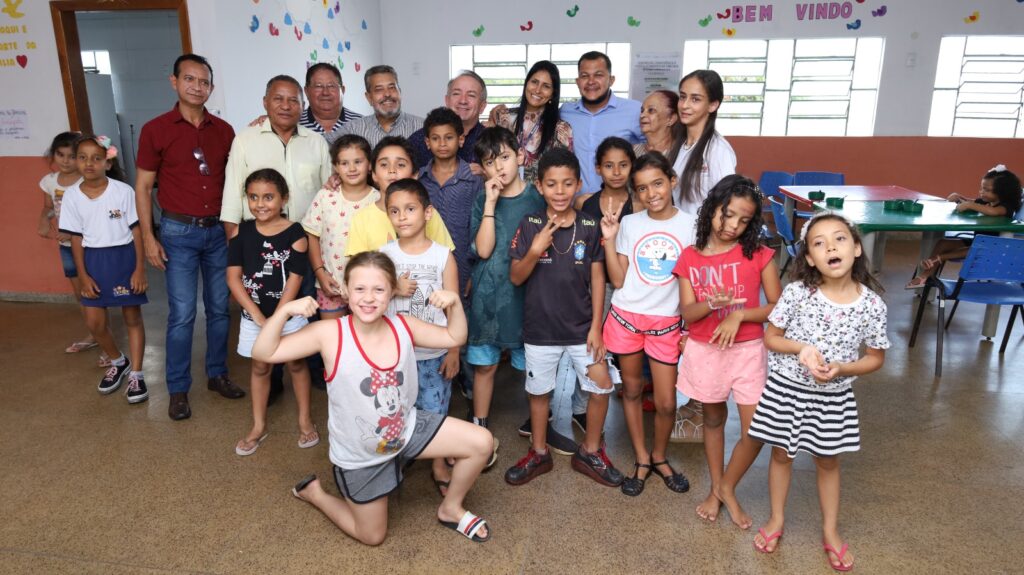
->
[187, 0, 383, 129]
[0, 0, 383, 158]
[380, 0, 1024, 136]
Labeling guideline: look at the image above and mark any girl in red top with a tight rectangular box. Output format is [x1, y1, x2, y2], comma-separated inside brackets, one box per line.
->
[672, 174, 782, 528]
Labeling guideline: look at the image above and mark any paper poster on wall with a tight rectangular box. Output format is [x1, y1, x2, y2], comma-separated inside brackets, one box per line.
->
[0, 108, 30, 140]
[630, 52, 681, 101]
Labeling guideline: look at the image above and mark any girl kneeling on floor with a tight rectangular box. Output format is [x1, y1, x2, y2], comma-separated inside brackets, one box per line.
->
[748, 212, 889, 571]
[254, 251, 493, 545]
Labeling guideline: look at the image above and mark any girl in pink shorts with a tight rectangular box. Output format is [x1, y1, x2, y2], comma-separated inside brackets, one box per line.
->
[673, 174, 781, 528]
[601, 153, 697, 497]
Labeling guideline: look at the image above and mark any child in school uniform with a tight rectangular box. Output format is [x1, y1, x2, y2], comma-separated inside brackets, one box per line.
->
[505, 147, 623, 488]
[58, 135, 149, 404]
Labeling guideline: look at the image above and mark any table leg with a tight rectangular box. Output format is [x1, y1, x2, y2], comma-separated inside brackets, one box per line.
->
[860, 231, 877, 270]
[784, 196, 795, 229]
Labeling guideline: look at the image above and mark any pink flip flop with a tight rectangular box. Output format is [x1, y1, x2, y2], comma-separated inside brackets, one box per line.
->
[754, 527, 783, 553]
[65, 340, 98, 353]
[823, 541, 854, 571]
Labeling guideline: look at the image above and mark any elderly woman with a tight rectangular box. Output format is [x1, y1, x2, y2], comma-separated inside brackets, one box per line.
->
[633, 89, 685, 165]
[488, 60, 573, 184]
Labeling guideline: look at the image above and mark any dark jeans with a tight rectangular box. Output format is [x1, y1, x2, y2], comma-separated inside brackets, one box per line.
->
[160, 219, 229, 394]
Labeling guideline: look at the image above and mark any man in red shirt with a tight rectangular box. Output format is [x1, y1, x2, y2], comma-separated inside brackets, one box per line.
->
[135, 54, 245, 421]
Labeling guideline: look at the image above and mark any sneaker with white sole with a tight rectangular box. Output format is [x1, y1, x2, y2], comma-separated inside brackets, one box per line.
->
[124, 374, 149, 404]
[98, 359, 131, 394]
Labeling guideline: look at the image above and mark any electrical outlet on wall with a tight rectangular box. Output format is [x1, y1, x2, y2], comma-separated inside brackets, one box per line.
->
[905, 52, 917, 68]
[411, 61, 420, 76]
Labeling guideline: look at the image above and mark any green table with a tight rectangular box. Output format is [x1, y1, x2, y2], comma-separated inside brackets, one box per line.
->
[814, 199, 1024, 338]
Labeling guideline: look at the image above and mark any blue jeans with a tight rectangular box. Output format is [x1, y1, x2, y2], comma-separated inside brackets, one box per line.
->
[160, 218, 230, 394]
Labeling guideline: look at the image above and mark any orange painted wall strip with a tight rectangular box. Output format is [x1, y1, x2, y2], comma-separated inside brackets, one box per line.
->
[3, 136, 1024, 296]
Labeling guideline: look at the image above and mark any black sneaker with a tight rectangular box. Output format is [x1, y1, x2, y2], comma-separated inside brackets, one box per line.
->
[571, 412, 587, 433]
[571, 444, 624, 487]
[454, 372, 472, 400]
[98, 358, 131, 394]
[544, 423, 577, 456]
[504, 447, 553, 486]
[517, 411, 555, 437]
[124, 374, 149, 404]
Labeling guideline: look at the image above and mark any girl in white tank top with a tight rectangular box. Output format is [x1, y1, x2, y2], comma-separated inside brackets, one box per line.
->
[249, 251, 495, 545]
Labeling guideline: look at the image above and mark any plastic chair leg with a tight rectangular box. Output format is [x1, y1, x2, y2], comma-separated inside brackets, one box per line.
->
[935, 297, 945, 377]
[944, 300, 960, 330]
[909, 284, 932, 348]
[1000, 305, 1020, 354]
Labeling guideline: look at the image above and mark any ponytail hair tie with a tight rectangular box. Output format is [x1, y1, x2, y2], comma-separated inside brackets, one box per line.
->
[95, 135, 118, 160]
[990, 164, 1007, 173]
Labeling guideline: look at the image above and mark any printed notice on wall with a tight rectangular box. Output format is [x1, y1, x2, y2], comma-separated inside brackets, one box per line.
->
[630, 52, 681, 100]
[0, 108, 30, 140]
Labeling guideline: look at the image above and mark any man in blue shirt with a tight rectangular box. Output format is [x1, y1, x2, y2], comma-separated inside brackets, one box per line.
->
[559, 51, 644, 195]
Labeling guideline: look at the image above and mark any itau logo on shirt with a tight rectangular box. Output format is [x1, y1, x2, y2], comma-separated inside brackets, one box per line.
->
[634, 232, 682, 285]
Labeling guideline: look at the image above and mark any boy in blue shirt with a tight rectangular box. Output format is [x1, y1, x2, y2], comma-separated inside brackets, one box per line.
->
[418, 107, 482, 303]
[505, 148, 624, 488]
[466, 127, 545, 431]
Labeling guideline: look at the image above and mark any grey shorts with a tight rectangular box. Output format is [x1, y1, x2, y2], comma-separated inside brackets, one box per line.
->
[332, 409, 446, 504]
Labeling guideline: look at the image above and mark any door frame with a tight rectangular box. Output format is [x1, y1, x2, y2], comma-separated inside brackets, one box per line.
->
[50, 0, 192, 134]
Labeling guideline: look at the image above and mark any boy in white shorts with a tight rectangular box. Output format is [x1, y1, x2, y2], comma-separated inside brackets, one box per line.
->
[505, 148, 623, 488]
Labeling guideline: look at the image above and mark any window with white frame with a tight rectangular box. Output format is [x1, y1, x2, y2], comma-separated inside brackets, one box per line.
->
[683, 37, 884, 136]
[450, 42, 631, 121]
[929, 36, 1024, 138]
[80, 50, 111, 75]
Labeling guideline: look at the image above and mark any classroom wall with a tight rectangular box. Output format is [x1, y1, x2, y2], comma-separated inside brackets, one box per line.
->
[0, 0, 382, 299]
[380, 0, 1023, 137]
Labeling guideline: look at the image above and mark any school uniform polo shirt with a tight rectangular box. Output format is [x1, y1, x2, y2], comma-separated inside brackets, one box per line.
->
[220, 122, 333, 225]
[136, 104, 235, 217]
[560, 94, 645, 194]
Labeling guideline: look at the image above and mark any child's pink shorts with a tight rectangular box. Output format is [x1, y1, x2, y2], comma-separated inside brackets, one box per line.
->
[677, 338, 767, 404]
[602, 305, 682, 365]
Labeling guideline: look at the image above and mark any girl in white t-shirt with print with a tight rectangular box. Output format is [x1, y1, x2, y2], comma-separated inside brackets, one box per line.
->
[673, 70, 736, 215]
[57, 135, 149, 404]
[600, 152, 697, 497]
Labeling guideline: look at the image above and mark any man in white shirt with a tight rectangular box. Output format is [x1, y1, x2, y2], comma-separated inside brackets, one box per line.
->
[221, 75, 332, 236]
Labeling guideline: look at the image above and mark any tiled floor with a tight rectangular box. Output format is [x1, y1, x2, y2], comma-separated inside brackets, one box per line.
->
[2, 239, 1021, 574]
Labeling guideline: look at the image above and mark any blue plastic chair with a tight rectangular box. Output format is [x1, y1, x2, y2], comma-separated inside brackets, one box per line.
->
[792, 171, 846, 223]
[758, 171, 794, 201]
[908, 235, 1024, 376]
[767, 196, 799, 277]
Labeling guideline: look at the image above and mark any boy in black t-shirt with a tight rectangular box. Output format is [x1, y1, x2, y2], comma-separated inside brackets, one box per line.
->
[505, 148, 623, 488]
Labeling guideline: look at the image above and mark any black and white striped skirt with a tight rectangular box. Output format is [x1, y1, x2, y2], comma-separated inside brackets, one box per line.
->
[748, 372, 860, 458]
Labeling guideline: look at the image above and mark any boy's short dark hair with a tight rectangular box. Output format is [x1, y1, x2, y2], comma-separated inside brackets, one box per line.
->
[536, 147, 581, 181]
[173, 53, 213, 83]
[423, 106, 464, 137]
[385, 178, 431, 208]
[372, 136, 415, 171]
[474, 126, 518, 162]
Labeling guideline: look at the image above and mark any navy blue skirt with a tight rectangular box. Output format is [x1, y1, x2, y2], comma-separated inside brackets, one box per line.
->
[82, 243, 148, 308]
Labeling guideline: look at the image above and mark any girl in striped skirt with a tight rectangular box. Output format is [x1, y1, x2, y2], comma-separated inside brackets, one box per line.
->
[749, 213, 889, 572]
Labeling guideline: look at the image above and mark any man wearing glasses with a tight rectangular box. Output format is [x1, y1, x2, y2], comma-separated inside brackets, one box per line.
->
[136, 54, 244, 421]
[299, 63, 361, 140]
